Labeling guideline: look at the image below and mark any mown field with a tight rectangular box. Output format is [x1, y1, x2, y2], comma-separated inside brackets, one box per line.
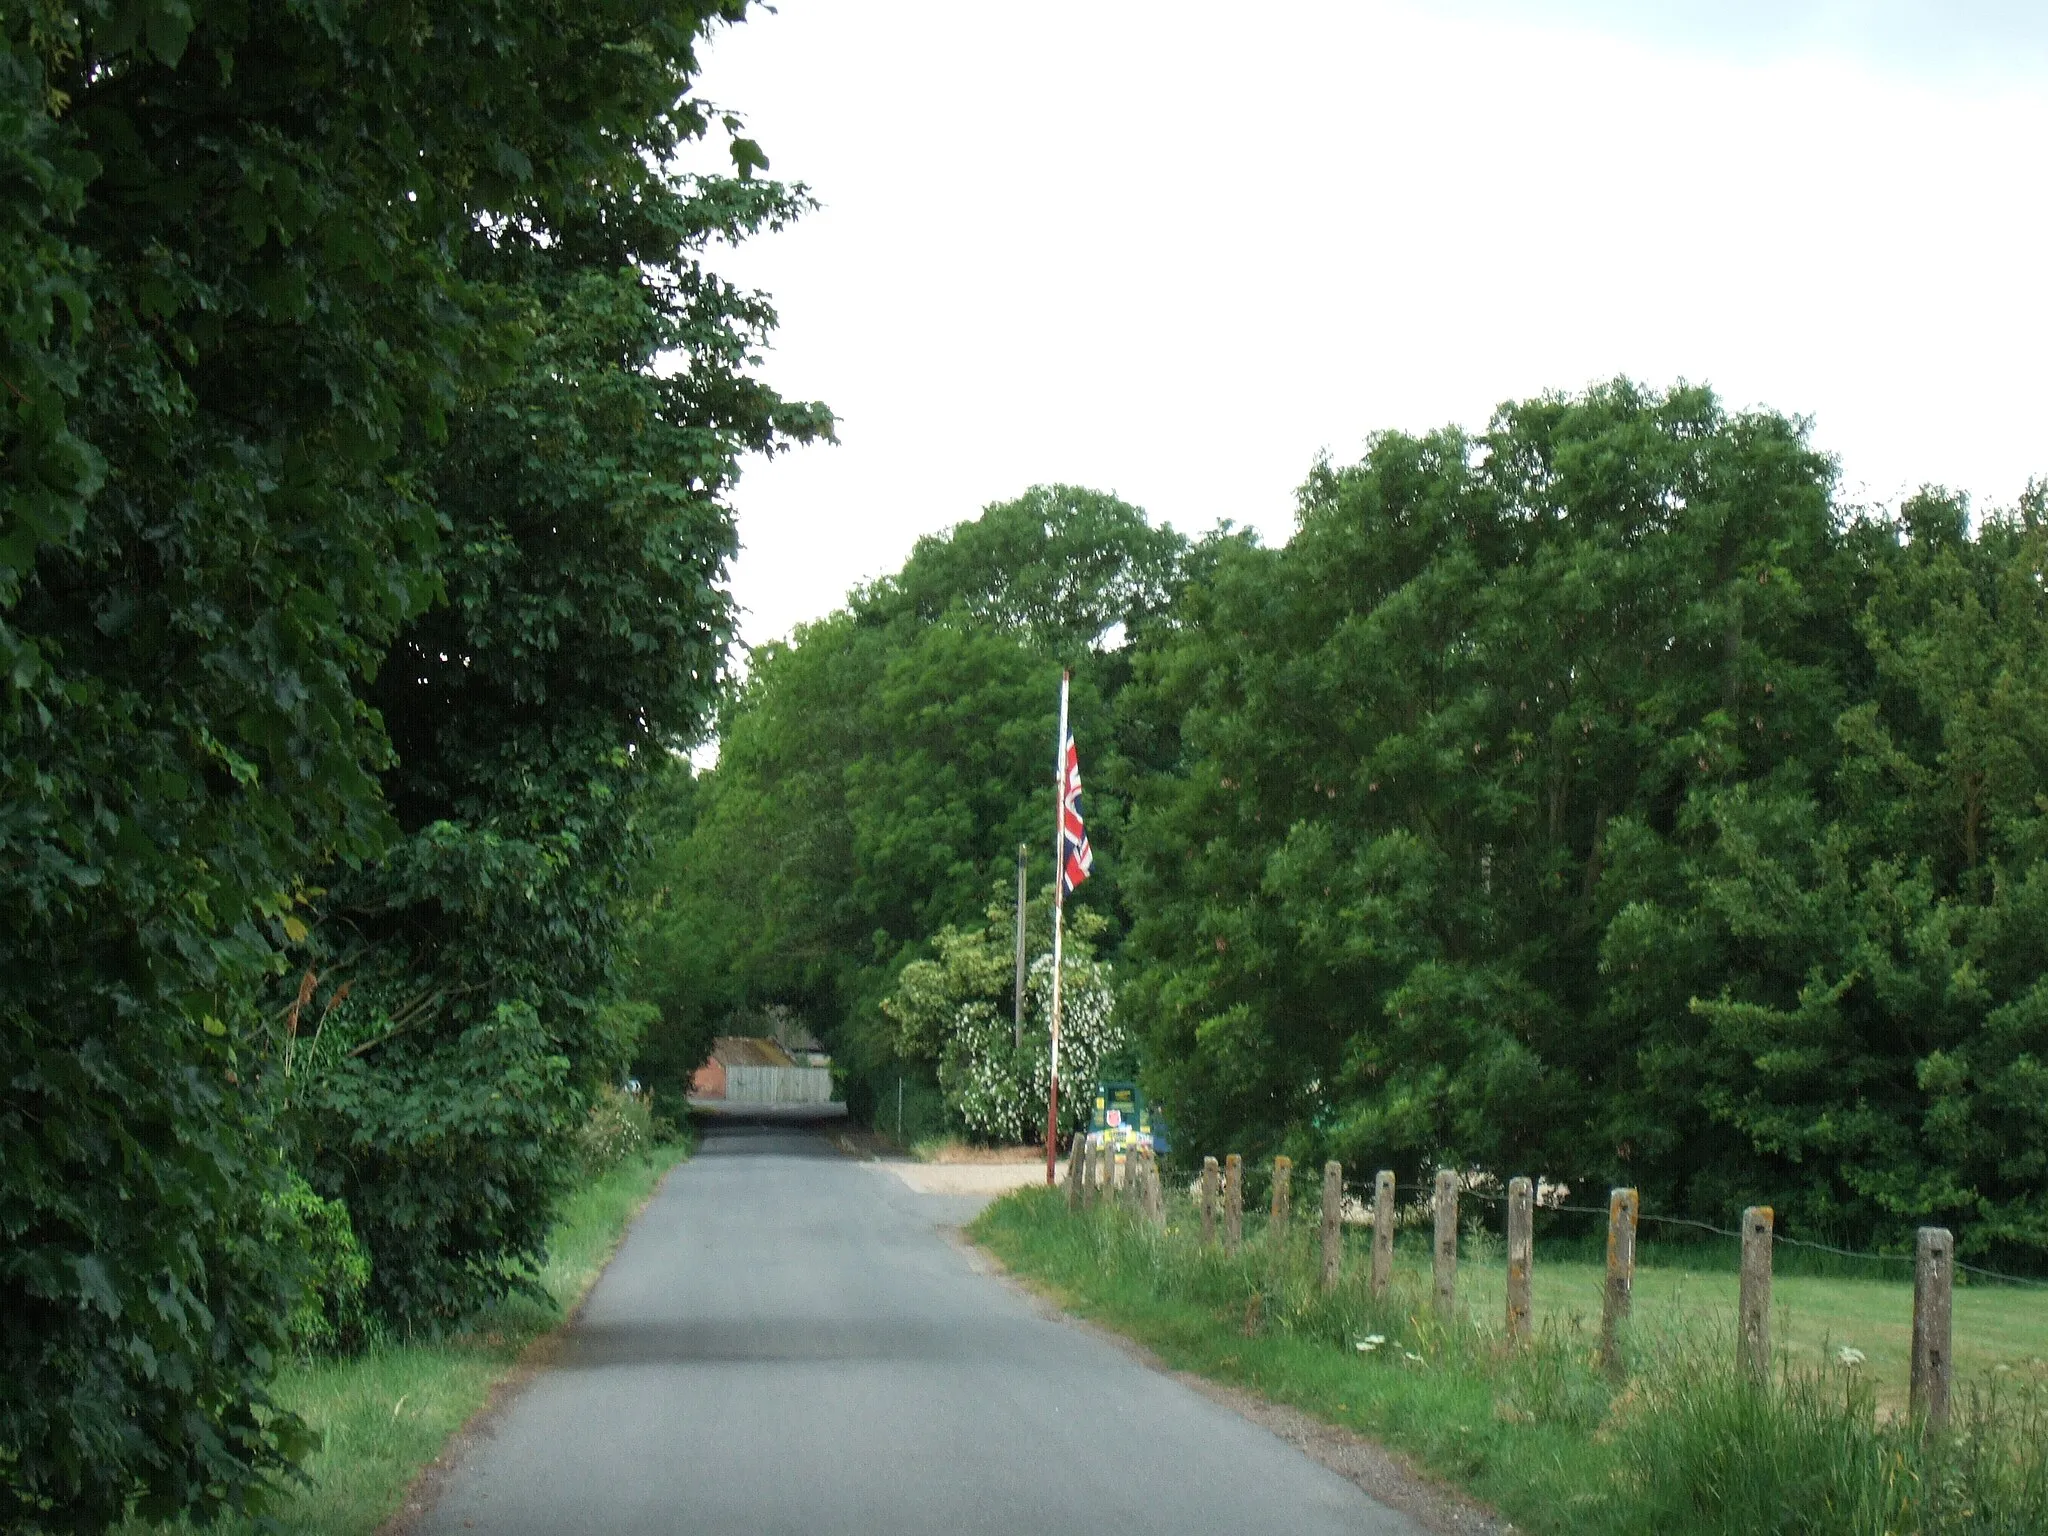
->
[974, 1187, 2048, 1535]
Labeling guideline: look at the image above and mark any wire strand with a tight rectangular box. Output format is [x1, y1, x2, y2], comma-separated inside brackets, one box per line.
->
[1308, 1170, 2048, 1286]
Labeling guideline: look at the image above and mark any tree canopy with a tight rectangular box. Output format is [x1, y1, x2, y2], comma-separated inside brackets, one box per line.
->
[658, 383, 2048, 1272]
[2, 2, 822, 1526]
[1118, 383, 2045, 1262]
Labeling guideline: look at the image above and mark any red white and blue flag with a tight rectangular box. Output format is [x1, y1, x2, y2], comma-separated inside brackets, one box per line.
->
[1059, 734, 1092, 894]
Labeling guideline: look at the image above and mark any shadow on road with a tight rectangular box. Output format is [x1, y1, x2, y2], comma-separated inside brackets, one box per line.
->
[563, 1313, 965, 1369]
[692, 1111, 847, 1160]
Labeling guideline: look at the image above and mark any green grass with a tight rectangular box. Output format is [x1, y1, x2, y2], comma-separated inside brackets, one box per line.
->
[1437, 1243, 2047, 1411]
[974, 1189, 2048, 1535]
[129, 1146, 687, 1536]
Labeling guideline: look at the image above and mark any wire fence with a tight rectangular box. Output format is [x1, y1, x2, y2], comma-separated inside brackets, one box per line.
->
[1326, 1175, 2048, 1290]
[1078, 1145, 2019, 1434]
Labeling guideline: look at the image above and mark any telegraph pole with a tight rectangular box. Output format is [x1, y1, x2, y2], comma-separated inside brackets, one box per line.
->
[1013, 842, 1028, 1050]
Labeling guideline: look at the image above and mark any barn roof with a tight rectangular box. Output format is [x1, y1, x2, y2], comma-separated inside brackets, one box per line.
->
[709, 1036, 794, 1068]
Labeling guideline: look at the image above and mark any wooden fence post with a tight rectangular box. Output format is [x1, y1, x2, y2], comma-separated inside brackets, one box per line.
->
[1144, 1149, 1165, 1229]
[1432, 1169, 1459, 1323]
[1066, 1133, 1085, 1211]
[1370, 1171, 1396, 1298]
[1738, 1205, 1773, 1383]
[1910, 1226, 1954, 1432]
[1224, 1154, 1243, 1253]
[1270, 1155, 1293, 1234]
[1092, 1140, 1110, 1203]
[1505, 1176, 1533, 1345]
[1598, 1187, 1638, 1374]
[1321, 1161, 1343, 1293]
[1201, 1157, 1220, 1246]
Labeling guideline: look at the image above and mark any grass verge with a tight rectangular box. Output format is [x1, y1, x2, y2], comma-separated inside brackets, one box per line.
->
[972, 1188, 2048, 1535]
[130, 1145, 687, 1536]
[1440, 1243, 2045, 1411]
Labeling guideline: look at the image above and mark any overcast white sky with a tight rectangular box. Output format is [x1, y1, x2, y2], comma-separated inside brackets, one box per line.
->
[692, 0, 2048, 648]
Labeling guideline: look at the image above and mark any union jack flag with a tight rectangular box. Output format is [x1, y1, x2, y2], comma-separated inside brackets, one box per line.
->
[1060, 734, 1092, 893]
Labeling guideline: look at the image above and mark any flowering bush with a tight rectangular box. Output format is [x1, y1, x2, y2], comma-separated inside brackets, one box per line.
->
[884, 904, 1124, 1144]
[938, 954, 1123, 1144]
[577, 1085, 654, 1174]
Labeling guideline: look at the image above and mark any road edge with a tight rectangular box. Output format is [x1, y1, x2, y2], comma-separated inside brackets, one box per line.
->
[951, 1228, 1517, 1536]
[374, 1155, 686, 1536]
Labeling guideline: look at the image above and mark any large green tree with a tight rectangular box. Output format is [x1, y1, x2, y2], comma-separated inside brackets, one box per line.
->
[0, 2, 815, 1526]
[290, 176, 827, 1327]
[1118, 382, 1852, 1197]
[1118, 381, 2047, 1264]
[1615, 491, 2048, 1256]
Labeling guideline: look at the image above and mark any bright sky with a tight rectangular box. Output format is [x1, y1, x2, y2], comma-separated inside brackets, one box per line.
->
[694, 0, 2048, 648]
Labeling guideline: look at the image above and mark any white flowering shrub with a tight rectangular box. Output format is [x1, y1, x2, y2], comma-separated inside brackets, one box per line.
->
[939, 953, 1122, 1144]
[882, 906, 1124, 1144]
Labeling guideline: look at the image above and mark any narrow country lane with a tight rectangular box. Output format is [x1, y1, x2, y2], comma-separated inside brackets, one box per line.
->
[415, 1120, 1423, 1535]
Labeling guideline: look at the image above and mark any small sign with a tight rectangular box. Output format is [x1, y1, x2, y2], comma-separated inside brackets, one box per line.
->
[1106, 1108, 1123, 1128]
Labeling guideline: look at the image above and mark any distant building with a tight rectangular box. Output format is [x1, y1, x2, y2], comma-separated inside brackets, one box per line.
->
[692, 1035, 834, 1106]
[765, 1009, 832, 1067]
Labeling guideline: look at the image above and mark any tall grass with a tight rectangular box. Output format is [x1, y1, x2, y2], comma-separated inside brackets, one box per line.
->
[973, 1188, 2048, 1535]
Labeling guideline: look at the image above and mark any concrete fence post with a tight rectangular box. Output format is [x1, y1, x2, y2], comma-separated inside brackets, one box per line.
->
[1910, 1226, 1954, 1433]
[1270, 1155, 1293, 1235]
[1738, 1205, 1773, 1383]
[1505, 1176, 1533, 1345]
[1201, 1157, 1220, 1247]
[1432, 1169, 1459, 1323]
[1320, 1161, 1343, 1293]
[1599, 1187, 1638, 1374]
[1224, 1154, 1243, 1253]
[1370, 1171, 1396, 1299]
[1066, 1133, 1085, 1211]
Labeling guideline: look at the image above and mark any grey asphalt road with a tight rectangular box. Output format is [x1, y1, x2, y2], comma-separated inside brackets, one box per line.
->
[418, 1120, 1422, 1535]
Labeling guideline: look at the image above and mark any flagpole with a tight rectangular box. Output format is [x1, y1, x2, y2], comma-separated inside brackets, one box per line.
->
[1044, 669, 1069, 1187]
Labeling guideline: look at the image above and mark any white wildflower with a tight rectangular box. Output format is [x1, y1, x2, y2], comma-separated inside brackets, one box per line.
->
[1836, 1346, 1866, 1368]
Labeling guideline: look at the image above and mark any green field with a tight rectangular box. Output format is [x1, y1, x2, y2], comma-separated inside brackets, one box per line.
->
[1426, 1243, 2046, 1411]
[975, 1189, 2048, 1535]
[128, 1147, 686, 1536]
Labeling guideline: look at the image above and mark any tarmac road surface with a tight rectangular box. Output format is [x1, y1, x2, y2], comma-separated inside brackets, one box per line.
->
[416, 1118, 1422, 1535]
